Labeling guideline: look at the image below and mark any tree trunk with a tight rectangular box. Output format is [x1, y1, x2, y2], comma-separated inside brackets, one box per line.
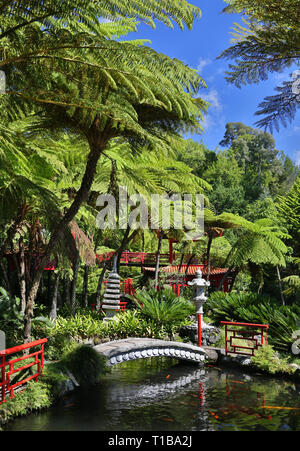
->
[63, 276, 71, 306]
[206, 234, 213, 284]
[276, 265, 285, 306]
[19, 236, 26, 314]
[82, 265, 89, 308]
[155, 233, 163, 288]
[71, 251, 80, 316]
[23, 120, 109, 341]
[96, 264, 107, 311]
[47, 270, 52, 306]
[217, 266, 234, 291]
[0, 204, 28, 263]
[0, 259, 11, 296]
[229, 270, 239, 292]
[50, 271, 60, 322]
[179, 253, 185, 272]
[116, 226, 139, 273]
[11, 241, 22, 301]
[142, 232, 145, 253]
[116, 226, 131, 273]
[185, 254, 196, 276]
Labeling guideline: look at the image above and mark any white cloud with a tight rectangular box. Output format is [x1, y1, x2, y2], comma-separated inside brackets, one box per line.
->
[202, 89, 223, 111]
[294, 150, 300, 166]
[197, 58, 212, 74]
[202, 114, 215, 131]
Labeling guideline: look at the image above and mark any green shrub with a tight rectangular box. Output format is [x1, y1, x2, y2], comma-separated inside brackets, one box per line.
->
[132, 288, 196, 327]
[60, 345, 108, 385]
[0, 380, 52, 428]
[251, 345, 295, 374]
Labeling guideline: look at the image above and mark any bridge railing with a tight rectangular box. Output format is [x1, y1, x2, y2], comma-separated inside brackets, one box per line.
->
[221, 321, 269, 357]
[97, 251, 172, 266]
[96, 251, 203, 266]
[0, 338, 47, 404]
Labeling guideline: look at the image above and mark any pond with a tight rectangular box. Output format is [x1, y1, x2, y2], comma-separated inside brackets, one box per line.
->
[5, 358, 300, 431]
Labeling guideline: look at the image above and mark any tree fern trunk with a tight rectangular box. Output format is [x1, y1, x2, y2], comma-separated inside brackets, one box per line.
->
[24, 119, 109, 341]
[71, 251, 80, 316]
[50, 271, 60, 321]
[64, 276, 71, 306]
[217, 266, 234, 291]
[155, 233, 163, 288]
[0, 204, 27, 263]
[142, 231, 145, 253]
[179, 253, 185, 272]
[206, 234, 213, 284]
[19, 236, 26, 314]
[82, 264, 89, 308]
[96, 264, 107, 311]
[277, 265, 285, 306]
[0, 259, 11, 296]
[116, 226, 131, 273]
[185, 254, 195, 275]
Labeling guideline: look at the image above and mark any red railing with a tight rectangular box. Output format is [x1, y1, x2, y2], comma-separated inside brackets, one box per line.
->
[97, 251, 172, 265]
[96, 251, 202, 266]
[221, 322, 269, 357]
[0, 338, 47, 404]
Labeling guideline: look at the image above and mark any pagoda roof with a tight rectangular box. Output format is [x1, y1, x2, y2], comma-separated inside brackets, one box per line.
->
[143, 265, 230, 276]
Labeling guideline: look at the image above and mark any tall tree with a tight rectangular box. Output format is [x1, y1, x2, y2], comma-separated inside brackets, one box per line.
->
[1, 7, 207, 340]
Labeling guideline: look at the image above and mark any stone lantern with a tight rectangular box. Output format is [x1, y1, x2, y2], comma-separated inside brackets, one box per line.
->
[188, 270, 210, 347]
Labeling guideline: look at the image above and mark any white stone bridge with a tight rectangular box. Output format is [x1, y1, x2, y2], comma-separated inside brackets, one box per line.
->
[93, 338, 209, 367]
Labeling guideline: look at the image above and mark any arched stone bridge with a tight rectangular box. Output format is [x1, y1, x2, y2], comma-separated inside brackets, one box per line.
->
[93, 338, 208, 367]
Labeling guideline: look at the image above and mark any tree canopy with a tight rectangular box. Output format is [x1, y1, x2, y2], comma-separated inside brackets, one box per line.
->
[220, 0, 300, 131]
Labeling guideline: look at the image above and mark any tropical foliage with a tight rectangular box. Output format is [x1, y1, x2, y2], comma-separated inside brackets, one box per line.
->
[206, 291, 300, 351]
[0, 1, 299, 368]
[221, 0, 300, 131]
[132, 289, 196, 327]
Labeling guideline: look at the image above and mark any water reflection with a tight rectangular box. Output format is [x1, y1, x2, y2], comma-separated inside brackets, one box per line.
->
[4, 358, 300, 431]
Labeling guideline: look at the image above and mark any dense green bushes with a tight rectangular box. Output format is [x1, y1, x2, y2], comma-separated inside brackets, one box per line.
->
[132, 289, 196, 326]
[47, 308, 192, 351]
[206, 292, 300, 351]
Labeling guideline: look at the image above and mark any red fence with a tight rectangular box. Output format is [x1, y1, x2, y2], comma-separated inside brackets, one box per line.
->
[96, 251, 202, 267]
[0, 338, 47, 404]
[97, 251, 172, 266]
[221, 322, 269, 357]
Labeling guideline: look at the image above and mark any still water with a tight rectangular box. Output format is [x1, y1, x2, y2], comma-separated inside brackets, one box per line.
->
[5, 358, 300, 431]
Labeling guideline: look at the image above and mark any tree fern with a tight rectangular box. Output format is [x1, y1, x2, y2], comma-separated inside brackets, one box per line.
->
[220, 0, 300, 131]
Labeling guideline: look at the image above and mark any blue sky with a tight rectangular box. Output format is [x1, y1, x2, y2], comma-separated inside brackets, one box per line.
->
[130, 0, 300, 164]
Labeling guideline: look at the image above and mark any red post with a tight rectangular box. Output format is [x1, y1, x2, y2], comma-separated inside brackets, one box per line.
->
[198, 313, 202, 347]
[1, 354, 6, 403]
